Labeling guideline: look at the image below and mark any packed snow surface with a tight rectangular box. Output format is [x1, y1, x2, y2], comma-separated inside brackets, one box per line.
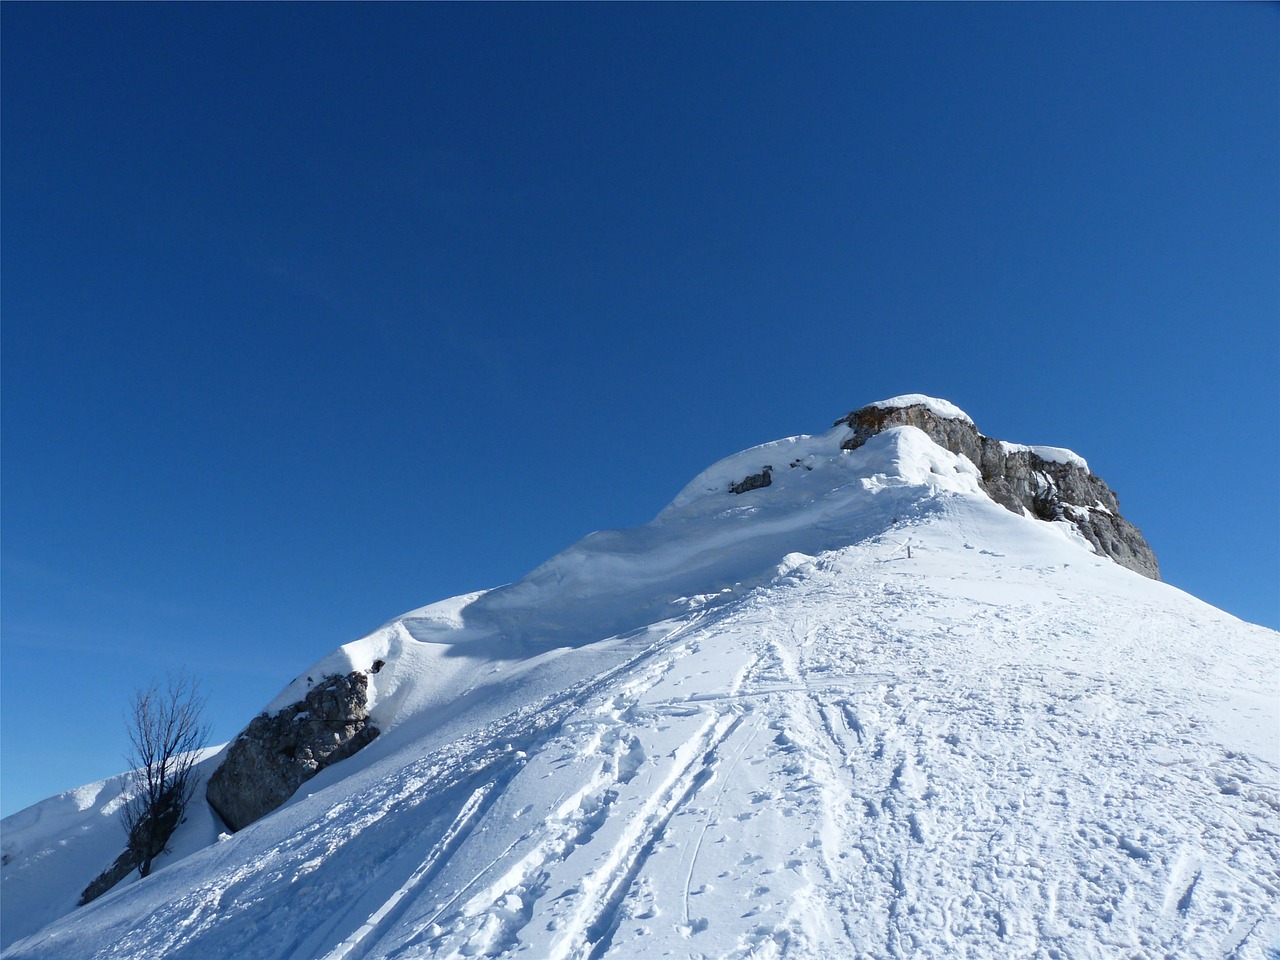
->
[867, 394, 974, 423]
[4, 424, 1277, 960]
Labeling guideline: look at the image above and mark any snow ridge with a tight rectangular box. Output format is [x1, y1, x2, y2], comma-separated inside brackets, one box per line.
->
[3, 404, 1277, 960]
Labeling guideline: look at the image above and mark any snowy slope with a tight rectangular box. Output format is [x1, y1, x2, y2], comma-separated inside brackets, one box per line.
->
[4, 406, 1278, 959]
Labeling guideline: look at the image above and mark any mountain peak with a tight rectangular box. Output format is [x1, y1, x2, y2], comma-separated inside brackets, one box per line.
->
[835, 397, 1157, 579]
[4, 400, 1275, 960]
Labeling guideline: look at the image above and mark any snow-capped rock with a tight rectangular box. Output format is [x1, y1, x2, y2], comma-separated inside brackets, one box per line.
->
[835, 396, 1159, 578]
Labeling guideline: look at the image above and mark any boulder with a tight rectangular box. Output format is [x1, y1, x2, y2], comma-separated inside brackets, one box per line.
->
[206, 671, 379, 832]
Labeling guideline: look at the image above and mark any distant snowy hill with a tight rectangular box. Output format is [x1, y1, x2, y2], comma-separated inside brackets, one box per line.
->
[4, 398, 1277, 959]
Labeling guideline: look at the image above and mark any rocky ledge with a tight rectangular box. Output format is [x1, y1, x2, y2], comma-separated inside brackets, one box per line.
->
[206, 671, 379, 832]
[834, 400, 1159, 579]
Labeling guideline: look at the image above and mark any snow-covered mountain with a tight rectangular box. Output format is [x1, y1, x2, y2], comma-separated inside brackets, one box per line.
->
[4, 396, 1277, 959]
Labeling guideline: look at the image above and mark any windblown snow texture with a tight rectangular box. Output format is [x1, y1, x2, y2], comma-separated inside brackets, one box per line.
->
[3, 399, 1276, 960]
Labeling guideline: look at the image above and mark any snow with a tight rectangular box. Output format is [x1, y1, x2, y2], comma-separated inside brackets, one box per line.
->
[4, 418, 1277, 960]
[0, 748, 224, 949]
[1000, 439, 1090, 471]
[660, 423, 980, 519]
[867, 394, 974, 423]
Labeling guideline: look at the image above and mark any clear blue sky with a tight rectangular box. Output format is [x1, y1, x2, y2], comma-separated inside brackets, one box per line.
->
[3, 4, 1276, 817]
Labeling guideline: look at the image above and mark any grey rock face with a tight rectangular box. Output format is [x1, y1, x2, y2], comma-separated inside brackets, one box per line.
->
[78, 848, 137, 907]
[730, 465, 773, 495]
[835, 403, 1159, 579]
[206, 671, 379, 832]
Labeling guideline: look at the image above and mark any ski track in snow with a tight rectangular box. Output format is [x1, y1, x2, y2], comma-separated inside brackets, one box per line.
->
[5, 434, 1278, 960]
[361, 547, 1277, 960]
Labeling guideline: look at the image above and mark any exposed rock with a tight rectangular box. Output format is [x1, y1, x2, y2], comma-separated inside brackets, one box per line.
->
[839, 402, 991, 474]
[206, 671, 379, 832]
[78, 797, 183, 906]
[78, 848, 137, 907]
[835, 402, 1159, 579]
[730, 465, 773, 495]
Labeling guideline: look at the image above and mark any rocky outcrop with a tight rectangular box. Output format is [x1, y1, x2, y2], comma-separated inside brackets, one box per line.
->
[730, 465, 773, 495]
[206, 671, 379, 832]
[835, 402, 1159, 579]
[79, 849, 138, 907]
[78, 792, 185, 905]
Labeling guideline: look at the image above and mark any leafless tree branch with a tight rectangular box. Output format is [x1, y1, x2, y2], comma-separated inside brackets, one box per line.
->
[121, 673, 209, 878]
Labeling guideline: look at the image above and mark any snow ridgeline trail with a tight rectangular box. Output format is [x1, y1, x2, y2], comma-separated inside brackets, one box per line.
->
[370, 544, 1278, 960]
[6, 502, 1278, 959]
[766, 542, 1280, 960]
[287, 611, 727, 960]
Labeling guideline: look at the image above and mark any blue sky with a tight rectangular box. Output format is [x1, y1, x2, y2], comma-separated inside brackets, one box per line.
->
[3, 4, 1276, 816]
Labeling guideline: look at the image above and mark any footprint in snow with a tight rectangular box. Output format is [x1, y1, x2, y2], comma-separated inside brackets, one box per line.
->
[679, 918, 710, 936]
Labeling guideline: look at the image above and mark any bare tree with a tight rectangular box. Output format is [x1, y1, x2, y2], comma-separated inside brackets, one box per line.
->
[121, 673, 209, 878]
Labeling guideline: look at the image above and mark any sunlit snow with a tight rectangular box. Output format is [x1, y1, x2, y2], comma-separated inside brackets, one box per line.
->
[3, 421, 1276, 960]
[868, 394, 974, 423]
[998, 440, 1089, 471]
